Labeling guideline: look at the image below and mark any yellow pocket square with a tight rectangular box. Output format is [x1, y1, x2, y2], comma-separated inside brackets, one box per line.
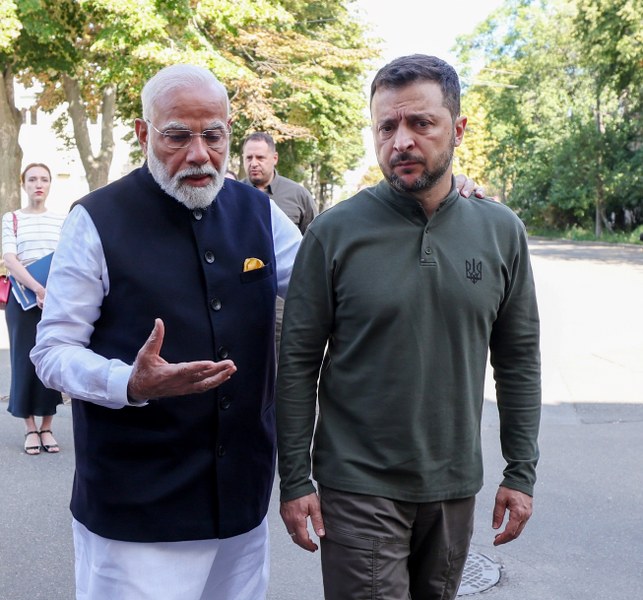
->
[243, 258, 265, 272]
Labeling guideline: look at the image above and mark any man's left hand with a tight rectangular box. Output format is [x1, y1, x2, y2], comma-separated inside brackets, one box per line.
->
[455, 174, 485, 198]
[492, 486, 533, 546]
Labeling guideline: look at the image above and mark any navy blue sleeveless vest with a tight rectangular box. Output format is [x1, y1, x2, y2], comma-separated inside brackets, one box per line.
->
[72, 165, 277, 542]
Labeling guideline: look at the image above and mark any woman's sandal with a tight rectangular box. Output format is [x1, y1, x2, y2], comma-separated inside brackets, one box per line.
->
[24, 430, 41, 455]
[39, 429, 60, 453]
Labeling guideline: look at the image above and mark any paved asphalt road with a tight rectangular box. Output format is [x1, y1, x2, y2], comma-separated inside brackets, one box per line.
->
[0, 238, 642, 599]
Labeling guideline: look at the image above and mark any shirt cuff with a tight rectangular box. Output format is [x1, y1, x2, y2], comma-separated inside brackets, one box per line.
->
[107, 363, 148, 408]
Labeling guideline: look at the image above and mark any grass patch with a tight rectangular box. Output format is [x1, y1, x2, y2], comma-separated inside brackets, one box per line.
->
[528, 225, 643, 245]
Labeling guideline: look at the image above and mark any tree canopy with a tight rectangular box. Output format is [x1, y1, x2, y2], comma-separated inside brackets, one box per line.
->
[455, 0, 642, 235]
[0, 0, 379, 213]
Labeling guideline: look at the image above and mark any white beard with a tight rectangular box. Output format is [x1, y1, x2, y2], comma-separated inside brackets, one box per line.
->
[147, 144, 228, 209]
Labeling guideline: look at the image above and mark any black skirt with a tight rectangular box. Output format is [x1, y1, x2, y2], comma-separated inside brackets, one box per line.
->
[5, 291, 62, 418]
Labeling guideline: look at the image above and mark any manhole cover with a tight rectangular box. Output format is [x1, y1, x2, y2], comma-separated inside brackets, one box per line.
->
[457, 551, 501, 596]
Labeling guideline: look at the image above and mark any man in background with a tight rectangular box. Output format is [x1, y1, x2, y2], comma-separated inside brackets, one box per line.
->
[242, 132, 318, 235]
[242, 132, 317, 351]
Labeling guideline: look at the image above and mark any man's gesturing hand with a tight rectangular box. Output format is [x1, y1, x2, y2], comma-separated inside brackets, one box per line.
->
[492, 486, 533, 546]
[127, 318, 237, 401]
[280, 492, 326, 552]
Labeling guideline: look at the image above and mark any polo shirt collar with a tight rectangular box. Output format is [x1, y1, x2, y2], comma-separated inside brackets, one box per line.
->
[376, 176, 459, 222]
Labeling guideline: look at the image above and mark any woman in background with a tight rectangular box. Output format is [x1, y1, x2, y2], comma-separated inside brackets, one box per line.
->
[2, 163, 66, 455]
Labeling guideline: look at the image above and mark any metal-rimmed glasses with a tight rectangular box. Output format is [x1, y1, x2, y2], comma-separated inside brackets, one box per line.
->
[146, 120, 230, 151]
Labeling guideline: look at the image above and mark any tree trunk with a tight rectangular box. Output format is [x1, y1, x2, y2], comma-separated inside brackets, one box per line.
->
[0, 65, 23, 215]
[319, 182, 333, 213]
[593, 89, 611, 237]
[62, 74, 116, 191]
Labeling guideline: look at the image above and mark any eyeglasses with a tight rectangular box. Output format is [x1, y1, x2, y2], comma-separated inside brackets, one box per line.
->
[146, 120, 230, 151]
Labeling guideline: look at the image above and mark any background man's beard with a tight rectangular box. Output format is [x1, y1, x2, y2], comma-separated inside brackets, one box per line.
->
[387, 145, 454, 194]
[147, 145, 227, 209]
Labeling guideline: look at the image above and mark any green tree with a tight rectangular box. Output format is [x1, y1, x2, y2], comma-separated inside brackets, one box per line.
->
[21, 0, 209, 192]
[358, 164, 382, 189]
[0, 0, 25, 213]
[3, 0, 377, 211]
[573, 0, 643, 234]
[455, 0, 642, 235]
[455, 84, 502, 198]
[203, 0, 377, 210]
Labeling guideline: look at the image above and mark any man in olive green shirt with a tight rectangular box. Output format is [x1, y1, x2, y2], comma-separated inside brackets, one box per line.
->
[276, 55, 541, 600]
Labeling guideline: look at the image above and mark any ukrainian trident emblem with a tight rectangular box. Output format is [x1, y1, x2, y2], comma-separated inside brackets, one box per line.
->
[465, 259, 482, 284]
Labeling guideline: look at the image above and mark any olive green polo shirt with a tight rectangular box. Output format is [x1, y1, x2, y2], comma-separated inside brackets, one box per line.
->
[277, 180, 541, 503]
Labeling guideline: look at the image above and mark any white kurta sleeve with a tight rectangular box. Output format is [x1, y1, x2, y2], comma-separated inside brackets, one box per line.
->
[30, 205, 137, 409]
[270, 199, 302, 299]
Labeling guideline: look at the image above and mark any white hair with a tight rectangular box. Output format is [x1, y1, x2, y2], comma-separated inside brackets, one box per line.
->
[141, 64, 230, 121]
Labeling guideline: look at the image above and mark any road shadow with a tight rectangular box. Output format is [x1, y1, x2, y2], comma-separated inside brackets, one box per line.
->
[1, 397, 642, 600]
[475, 397, 643, 600]
[571, 401, 643, 424]
[528, 238, 643, 265]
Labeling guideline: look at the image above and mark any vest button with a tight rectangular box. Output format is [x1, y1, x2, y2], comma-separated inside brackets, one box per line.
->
[204, 250, 215, 263]
[424, 247, 432, 254]
[219, 396, 231, 410]
[218, 347, 229, 359]
[193, 209, 203, 220]
[217, 445, 226, 457]
[210, 298, 222, 311]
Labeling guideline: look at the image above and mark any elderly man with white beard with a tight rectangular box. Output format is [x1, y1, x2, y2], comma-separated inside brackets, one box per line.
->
[30, 64, 302, 600]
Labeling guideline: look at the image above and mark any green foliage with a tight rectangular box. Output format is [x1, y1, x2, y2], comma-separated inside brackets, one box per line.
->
[455, 0, 643, 236]
[358, 164, 383, 189]
[575, 0, 643, 94]
[212, 0, 377, 191]
[4, 0, 377, 200]
[530, 224, 643, 244]
[0, 0, 21, 52]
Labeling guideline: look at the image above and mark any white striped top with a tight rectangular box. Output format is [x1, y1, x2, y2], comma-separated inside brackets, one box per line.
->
[2, 209, 66, 266]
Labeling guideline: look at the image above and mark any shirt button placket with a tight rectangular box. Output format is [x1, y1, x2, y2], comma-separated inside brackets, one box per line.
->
[420, 230, 437, 267]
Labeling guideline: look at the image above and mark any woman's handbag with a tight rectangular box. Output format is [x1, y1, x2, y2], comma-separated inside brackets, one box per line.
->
[0, 274, 10, 309]
[0, 212, 18, 310]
